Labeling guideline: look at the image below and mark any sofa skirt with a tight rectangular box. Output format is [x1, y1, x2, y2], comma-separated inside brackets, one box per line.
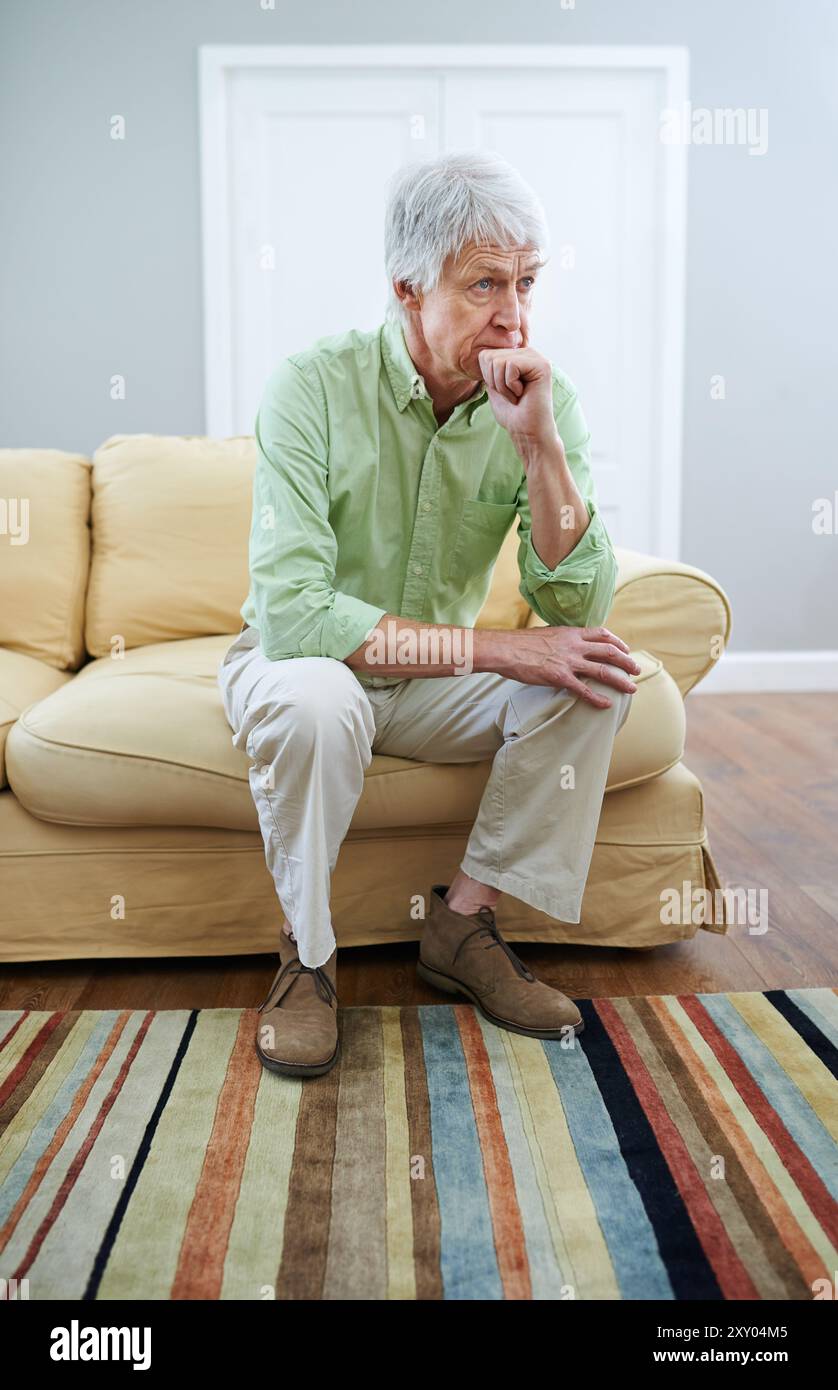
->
[0, 760, 730, 963]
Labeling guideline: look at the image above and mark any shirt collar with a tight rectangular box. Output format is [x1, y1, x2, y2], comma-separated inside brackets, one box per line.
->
[380, 317, 488, 426]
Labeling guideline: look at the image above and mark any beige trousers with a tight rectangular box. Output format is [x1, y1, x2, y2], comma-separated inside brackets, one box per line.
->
[217, 624, 632, 968]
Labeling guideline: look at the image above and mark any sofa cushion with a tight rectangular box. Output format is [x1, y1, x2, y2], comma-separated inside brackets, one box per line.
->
[85, 434, 257, 658]
[473, 523, 533, 630]
[0, 449, 92, 670]
[5, 635, 684, 830]
[0, 649, 72, 789]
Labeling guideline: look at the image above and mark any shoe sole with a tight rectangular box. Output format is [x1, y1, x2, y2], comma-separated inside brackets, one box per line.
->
[417, 961, 585, 1040]
[254, 1037, 340, 1078]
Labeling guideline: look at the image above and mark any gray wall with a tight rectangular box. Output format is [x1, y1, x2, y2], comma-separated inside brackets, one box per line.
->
[2, 0, 836, 653]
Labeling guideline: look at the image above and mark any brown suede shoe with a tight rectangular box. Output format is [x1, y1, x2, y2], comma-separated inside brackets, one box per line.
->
[417, 884, 584, 1039]
[255, 929, 339, 1077]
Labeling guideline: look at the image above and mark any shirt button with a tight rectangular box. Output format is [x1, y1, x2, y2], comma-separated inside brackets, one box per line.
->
[412, 564, 423, 575]
[421, 501, 432, 512]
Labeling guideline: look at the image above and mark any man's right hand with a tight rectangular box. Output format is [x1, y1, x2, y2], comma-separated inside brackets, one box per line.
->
[478, 625, 641, 708]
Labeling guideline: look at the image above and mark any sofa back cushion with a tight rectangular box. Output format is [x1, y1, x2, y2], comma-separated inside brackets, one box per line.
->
[85, 434, 257, 656]
[476, 523, 532, 630]
[85, 433, 532, 655]
[0, 448, 91, 670]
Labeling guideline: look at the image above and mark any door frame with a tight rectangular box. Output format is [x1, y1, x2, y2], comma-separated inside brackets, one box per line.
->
[199, 44, 688, 556]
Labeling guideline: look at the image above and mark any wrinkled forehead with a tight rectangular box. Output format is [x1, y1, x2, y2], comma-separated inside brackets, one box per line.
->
[444, 242, 546, 277]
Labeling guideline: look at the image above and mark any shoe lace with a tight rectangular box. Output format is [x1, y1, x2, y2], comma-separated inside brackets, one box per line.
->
[260, 958, 337, 1011]
[451, 911, 535, 982]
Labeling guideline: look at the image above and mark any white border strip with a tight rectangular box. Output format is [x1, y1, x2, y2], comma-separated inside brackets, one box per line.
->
[199, 43, 693, 69]
[690, 651, 838, 694]
[199, 48, 234, 438]
[656, 47, 688, 561]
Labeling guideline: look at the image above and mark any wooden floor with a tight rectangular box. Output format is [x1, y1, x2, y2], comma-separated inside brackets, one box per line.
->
[2, 693, 836, 1012]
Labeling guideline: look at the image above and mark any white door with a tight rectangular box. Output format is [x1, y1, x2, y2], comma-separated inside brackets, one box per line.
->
[201, 47, 686, 555]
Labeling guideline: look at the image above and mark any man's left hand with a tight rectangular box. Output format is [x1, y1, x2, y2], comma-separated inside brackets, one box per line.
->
[477, 347, 559, 453]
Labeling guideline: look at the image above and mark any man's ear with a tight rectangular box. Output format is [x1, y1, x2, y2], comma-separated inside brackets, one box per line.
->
[395, 278, 422, 313]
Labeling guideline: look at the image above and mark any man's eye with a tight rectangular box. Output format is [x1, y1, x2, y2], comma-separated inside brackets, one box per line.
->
[473, 275, 535, 291]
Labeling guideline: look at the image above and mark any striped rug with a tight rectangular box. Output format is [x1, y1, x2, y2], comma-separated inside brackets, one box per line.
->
[1, 990, 837, 1301]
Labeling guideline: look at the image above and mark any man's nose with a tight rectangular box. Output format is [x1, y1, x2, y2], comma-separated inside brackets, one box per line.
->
[494, 288, 523, 335]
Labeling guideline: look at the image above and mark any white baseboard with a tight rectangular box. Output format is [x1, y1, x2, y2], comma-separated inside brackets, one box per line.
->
[690, 651, 838, 694]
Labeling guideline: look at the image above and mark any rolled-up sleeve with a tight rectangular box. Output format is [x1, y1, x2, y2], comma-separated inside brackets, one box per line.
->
[248, 358, 388, 661]
[515, 381, 618, 629]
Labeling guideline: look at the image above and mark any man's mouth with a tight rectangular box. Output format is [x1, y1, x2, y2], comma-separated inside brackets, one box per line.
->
[477, 338, 522, 351]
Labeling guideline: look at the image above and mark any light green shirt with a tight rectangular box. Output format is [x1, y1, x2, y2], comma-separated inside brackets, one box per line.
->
[240, 316, 618, 688]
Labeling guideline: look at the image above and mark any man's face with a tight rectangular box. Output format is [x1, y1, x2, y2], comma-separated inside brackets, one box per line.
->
[413, 242, 544, 384]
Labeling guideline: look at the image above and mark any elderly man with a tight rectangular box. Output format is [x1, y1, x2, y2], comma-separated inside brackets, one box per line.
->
[218, 150, 639, 1079]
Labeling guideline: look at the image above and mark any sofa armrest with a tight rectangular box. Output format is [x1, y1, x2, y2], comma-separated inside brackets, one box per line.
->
[525, 546, 732, 698]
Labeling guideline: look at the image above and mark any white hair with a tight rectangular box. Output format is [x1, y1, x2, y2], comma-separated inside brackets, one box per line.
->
[383, 149, 551, 327]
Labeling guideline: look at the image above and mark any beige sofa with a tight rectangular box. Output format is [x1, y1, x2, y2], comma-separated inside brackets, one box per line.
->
[0, 436, 732, 963]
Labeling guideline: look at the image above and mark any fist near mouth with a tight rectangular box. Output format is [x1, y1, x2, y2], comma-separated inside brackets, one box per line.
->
[477, 346, 558, 447]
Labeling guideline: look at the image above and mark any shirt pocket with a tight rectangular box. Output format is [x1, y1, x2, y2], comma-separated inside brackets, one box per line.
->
[446, 498, 519, 585]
